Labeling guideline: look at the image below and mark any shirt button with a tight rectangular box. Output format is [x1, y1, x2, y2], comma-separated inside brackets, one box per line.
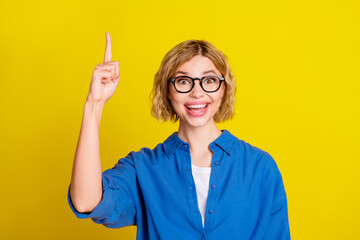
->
[215, 161, 220, 165]
[208, 209, 214, 214]
[211, 184, 216, 189]
[189, 186, 193, 190]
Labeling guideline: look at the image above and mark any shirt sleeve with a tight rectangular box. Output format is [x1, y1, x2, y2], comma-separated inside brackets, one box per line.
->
[262, 154, 291, 239]
[67, 153, 139, 228]
[262, 194, 291, 239]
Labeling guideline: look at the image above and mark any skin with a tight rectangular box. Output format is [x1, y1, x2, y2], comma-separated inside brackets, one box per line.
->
[70, 32, 120, 213]
[169, 55, 225, 167]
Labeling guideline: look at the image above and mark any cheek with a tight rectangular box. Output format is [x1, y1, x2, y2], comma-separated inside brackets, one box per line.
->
[168, 90, 183, 111]
[169, 91, 177, 105]
[168, 84, 179, 102]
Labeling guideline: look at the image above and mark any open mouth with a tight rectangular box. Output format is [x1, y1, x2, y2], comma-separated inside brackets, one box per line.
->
[185, 104, 209, 113]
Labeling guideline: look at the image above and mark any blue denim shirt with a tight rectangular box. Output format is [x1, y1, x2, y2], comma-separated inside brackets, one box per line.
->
[68, 130, 290, 239]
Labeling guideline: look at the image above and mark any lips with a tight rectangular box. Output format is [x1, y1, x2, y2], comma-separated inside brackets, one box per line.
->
[184, 102, 209, 117]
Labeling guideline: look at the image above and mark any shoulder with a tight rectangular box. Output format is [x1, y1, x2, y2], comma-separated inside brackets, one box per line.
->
[226, 130, 279, 170]
[126, 132, 182, 161]
[125, 142, 167, 162]
[227, 131, 286, 197]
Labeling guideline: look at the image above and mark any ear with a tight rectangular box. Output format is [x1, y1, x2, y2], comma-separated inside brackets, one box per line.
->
[220, 84, 225, 99]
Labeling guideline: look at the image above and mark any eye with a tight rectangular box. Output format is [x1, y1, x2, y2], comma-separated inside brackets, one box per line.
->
[203, 77, 218, 84]
[176, 77, 191, 85]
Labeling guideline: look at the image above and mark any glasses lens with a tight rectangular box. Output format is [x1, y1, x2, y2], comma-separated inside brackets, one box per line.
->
[202, 76, 220, 92]
[175, 77, 193, 92]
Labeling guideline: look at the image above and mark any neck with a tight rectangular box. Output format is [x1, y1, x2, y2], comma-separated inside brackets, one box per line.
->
[177, 120, 222, 151]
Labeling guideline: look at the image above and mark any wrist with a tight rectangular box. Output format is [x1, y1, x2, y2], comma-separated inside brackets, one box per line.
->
[85, 95, 105, 108]
[84, 99, 104, 125]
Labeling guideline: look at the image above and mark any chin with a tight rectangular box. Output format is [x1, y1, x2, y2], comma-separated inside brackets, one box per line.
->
[181, 115, 215, 128]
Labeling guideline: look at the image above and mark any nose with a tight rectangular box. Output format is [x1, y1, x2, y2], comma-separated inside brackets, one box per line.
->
[189, 79, 204, 98]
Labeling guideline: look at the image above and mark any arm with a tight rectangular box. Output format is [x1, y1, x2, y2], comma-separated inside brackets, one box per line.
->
[263, 195, 291, 239]
[69, 32, 120, 213]
[263, 154, 291, 239]
[69, 100, 104, 213]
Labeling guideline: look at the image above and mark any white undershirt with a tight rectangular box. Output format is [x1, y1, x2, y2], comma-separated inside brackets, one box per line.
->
[191, 164, 211, 227]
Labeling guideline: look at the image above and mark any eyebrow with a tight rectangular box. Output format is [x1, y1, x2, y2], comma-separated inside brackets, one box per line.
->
[174, 70, 218, 76]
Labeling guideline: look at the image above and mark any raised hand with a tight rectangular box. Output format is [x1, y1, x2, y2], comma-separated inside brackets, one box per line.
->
[87, 32, 120, 104]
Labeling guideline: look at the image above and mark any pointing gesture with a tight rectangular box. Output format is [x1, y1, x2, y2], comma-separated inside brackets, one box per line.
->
[104, 32, 112, 63]
[87, 32, 120, 105]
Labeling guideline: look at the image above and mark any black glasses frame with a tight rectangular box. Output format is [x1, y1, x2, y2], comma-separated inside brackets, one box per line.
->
[168, 75, 225, 93]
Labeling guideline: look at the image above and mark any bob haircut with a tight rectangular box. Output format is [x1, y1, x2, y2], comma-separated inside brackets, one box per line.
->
[150, 39, 236, 123]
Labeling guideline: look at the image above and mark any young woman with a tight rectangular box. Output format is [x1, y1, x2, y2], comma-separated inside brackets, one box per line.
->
[68, 32, 290, 239]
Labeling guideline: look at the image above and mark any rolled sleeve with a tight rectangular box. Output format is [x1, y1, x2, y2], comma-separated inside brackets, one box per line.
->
[263, 195, 291, 239]
[262, 154, 291, 239]
[67, 154, 138, 228]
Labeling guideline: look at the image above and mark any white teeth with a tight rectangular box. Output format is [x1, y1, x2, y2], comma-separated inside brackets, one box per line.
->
[186, 104, 207, 109]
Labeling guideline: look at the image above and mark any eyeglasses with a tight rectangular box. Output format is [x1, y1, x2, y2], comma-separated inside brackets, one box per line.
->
[168, 75, 225, 93]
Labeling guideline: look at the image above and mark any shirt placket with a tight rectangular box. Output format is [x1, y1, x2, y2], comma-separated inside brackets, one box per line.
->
[182, 143, 222, 239]
[182, 145, 201, 219]
[203, 144, 221, 232]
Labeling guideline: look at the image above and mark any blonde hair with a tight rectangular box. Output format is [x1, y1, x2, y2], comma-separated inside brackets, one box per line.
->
[150, 40, 236, 122]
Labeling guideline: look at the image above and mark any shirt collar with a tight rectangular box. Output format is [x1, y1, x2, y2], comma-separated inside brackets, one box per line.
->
[163, 129, 236, 158]
[211, 129, 236, 155]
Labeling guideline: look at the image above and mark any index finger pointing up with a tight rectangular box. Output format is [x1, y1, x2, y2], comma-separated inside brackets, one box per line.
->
[104, 32, 112, 63]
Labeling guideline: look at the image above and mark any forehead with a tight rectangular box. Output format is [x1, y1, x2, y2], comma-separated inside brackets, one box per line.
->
[175, 55, 221, 76]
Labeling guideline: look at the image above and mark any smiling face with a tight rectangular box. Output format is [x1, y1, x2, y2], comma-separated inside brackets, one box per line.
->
[168, 55, 225, 128]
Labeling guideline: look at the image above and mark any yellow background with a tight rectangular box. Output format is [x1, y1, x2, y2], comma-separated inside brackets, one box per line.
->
[1, 0, 359, 239]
